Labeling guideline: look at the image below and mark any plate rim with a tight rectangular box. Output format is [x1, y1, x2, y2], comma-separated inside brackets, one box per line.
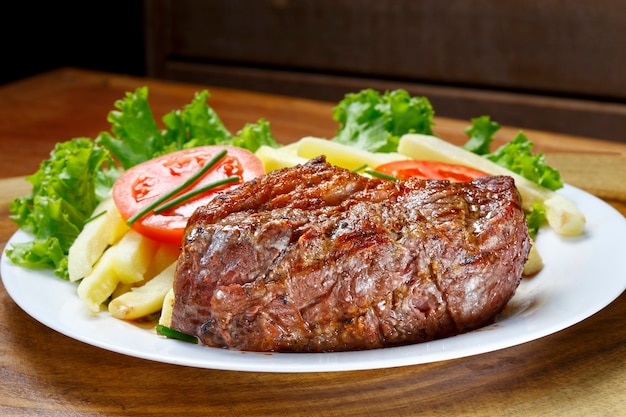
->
[2, 184, 625, 373]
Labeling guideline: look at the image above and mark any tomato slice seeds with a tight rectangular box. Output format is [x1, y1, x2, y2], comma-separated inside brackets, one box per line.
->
[375, 160, 489, 182]
[113, 145, 265, 245]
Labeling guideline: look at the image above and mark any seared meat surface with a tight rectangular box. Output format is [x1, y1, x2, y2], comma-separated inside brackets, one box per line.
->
[171, 157, 530, 352]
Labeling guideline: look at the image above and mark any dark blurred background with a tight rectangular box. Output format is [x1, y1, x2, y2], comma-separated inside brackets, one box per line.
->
[2, 0, 625, 143]
[1, 2, 145, 85]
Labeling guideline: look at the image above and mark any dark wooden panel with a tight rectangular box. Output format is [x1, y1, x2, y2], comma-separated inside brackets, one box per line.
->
[162, 61, 626, 143]
[144, 0, 626, 143]
[147, 0, 626, 99]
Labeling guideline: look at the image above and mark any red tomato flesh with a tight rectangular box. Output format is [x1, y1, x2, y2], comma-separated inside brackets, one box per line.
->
[113, 145, 265, 245]
[375, 160, 489, 182]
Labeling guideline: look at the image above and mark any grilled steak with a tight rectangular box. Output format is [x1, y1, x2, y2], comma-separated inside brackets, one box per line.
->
[171, 156, 530, 352]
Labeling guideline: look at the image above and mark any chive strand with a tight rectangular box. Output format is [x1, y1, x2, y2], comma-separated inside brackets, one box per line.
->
[84, 210, 107, 225]
[126, 149, 228, 226]
[364, 169, 399, 182]
[351, 163, 368, 172]
[156, 324, 198, 344]
[153, 176, 240, 213]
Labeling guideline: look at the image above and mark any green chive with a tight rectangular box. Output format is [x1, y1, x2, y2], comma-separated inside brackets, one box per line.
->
[126, 149, 228, 226]
[364, 169, 399, 182]
[84, 210, 107, 225]
[351, 163, 368, 172]
[156, 324, 198, 344]
[153, 176, 240, 213]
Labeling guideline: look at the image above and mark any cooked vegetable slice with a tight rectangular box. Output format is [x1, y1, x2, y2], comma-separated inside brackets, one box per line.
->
[296, 136, 408, 170]
[255, 145, 309, 173]
[398, 133, 585, 236]
[108, 262, 177, 320]
[152, 176, 240, 214]
[67, 195, 129, 281]
[112, 145, 265, 245]
[375, 160, 489, 182]
[124, 149, 228, 225]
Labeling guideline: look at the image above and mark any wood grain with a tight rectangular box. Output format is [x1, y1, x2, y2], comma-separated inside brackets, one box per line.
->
[0, 68, 624, 416]
[147, 1, 626, 98]
[144, 0, 626, 143]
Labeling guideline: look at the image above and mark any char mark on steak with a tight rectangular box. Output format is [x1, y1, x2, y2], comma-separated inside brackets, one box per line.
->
[171, 156, 531, 352]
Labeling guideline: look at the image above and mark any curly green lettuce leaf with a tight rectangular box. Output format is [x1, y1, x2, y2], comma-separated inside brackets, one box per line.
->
[97, 86, 163, 169]
[526, 203, 547, 240]
[7, 87, 280, 279]
[7, 138, 120, 279]
[161, 90, 233, 152]
[332, 89, 434, 153]
[462, 116, 563, 191]
[462, 115, 500, 155]
[5, 238, 68, 278]
[486, 132, 563, 191]
[98, 88, 278, 163]
[232, 118, 280, 152]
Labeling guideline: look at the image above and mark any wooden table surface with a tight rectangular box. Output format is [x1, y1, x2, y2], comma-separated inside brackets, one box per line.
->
[1, 68, 624, 416]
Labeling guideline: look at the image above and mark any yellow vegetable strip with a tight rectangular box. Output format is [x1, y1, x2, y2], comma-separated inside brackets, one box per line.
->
[108, 262, 177, 320]
[398, 133, 585, 236]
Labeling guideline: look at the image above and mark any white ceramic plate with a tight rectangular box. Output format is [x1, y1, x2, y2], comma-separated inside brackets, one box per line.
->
[2, 185, 625, 373]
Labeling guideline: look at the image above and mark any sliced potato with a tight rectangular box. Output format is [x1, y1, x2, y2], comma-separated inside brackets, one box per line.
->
[255, 145, 309, 173]
[108, 262, 177, 320]
[76, 229, 161, 312]
[523, 240, 544, 276]
[144, 243, 181, 281]
[76, 247, 121, 312]
[68, 195, 129, 281]
[296, 136, 409, 170]
[281, 142, 301, 155]
[111, 282, 134, 300]
[158, 288, 176, 327]
[398, 134, 585, 236]
[108, 230, 159, 284]
[543, 194, 587, 237]
[82, 238, 178, 313]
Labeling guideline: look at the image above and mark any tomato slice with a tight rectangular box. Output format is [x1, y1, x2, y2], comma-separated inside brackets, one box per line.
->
[113, 145, 265, 245]
[375, 160, 489, 182]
